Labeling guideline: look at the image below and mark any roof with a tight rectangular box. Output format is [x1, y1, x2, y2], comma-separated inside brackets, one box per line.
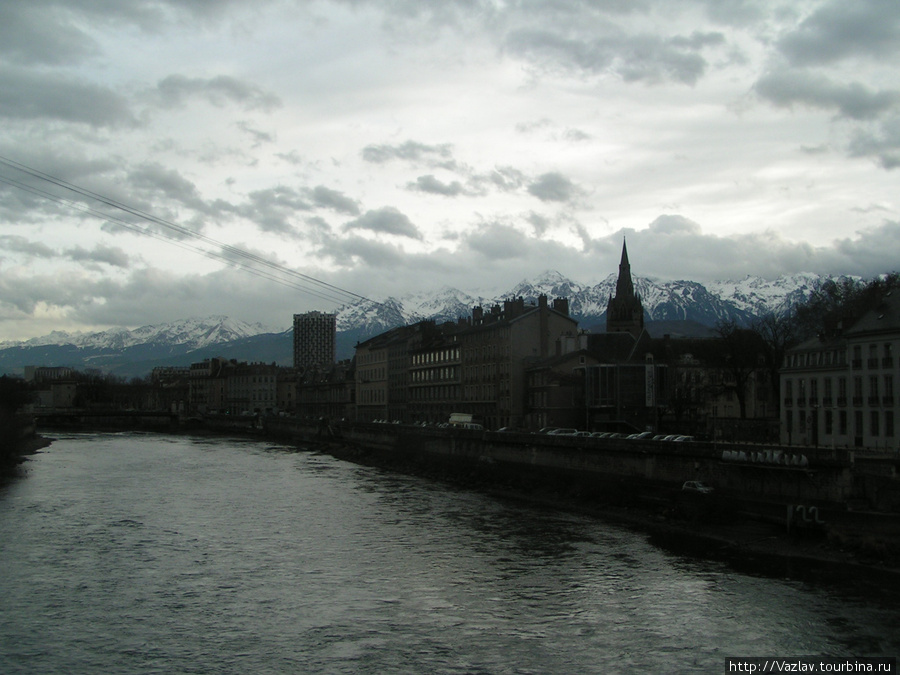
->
[846, 291, 900, 336]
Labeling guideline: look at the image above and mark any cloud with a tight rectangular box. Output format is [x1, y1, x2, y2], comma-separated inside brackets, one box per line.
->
[342, 207, 423, 239]
[464, 223, 530, 260]
[0, 4, 98, 66]
[65, 244, 131, 268]
[361, 140, 455, 167]
[0, 235, 55, 258]
[847, 116, 900, 169]
[777, 0, 900, 66]
[0, 67, 137, 127]
[527, 172, 581, 203]
[406, 175, 468, 197]
[219, 186, 311, 236]
[504, 27, 724, 85]
[309, 186, 360, 215]
[155, 74, 282, 111]
[754, 70, 900, 121]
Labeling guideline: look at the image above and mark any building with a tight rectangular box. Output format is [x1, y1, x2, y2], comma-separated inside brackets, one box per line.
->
[458, 295, 578, 430]
[781, 292, 899, 450]
[293, 311, 336, 371]
[408, 322, 463, 425]
[606, 239, 645, 338]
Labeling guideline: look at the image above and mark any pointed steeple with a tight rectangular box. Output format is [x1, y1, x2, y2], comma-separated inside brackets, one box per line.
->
[615, 238, 635, 301]
[606, 238, 644, 337]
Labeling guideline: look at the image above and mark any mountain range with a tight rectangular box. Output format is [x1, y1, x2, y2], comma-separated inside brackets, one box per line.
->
[0, 271, 835, 378]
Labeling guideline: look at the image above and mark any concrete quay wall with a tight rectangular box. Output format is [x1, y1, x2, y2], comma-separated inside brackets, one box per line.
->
[264, 419, 892, 513]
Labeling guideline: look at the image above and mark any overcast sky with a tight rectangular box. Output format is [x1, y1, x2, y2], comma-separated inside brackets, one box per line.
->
[1, 0, 898, 339]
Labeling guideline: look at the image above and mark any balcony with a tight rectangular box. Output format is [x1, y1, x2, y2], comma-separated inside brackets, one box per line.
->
[783, 398, 793, 407]
[868, 396, 881, 406]
[853, 396, 864, 406]
[837, 396, 847, 407]
[852, 359, 863, 369]
[868, 358, 879, 369]
[883, 357, 894, 368]
[822, 397, 833, 407]
[884, 396, 895, 406]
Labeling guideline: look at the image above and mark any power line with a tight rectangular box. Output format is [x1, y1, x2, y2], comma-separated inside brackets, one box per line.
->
[0, 155, 381, 310]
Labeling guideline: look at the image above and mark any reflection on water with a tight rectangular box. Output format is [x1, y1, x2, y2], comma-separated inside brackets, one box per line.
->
[1, 432, 897, 674]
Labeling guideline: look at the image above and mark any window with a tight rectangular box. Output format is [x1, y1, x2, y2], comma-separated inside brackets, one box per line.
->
[871, 411, 880, 437]
[887, 411, 895, 438]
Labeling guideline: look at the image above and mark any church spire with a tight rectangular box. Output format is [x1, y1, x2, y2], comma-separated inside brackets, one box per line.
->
[606, 238, 644, 338]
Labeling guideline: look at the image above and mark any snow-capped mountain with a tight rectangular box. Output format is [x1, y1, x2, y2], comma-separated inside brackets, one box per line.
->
[0, 271, 836, 377]
[0, 316, 269, 352]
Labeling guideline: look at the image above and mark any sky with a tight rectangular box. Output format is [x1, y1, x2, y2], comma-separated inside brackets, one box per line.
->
[0, 0, 898, 340]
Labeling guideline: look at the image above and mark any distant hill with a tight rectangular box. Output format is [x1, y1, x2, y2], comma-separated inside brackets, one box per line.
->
[0, 271, 839, 378]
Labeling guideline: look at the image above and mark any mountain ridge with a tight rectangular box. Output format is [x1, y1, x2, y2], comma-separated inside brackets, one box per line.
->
[0, 271, 841, 378]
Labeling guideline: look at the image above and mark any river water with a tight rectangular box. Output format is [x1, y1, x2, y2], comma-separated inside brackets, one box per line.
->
[1, 432, 897, 674]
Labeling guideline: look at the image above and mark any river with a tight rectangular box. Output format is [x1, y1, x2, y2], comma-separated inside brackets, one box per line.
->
[1, 432, 897, 674]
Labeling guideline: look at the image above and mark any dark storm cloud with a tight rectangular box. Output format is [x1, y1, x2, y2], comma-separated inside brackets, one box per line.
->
[755, 71, 900, 121]
[0, 67, 137, 127]
[342, 207, 422, 239]
[361, 140, 455, 167]
[777, 0, 900, 66]
[504, 27, 724, 85]
[527, 172, 581, 203]
[155, 75, 282, 112]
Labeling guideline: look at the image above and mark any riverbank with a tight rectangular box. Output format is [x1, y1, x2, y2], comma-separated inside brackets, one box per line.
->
[314, 437, 900, 592]
[29, 420, 900, 589]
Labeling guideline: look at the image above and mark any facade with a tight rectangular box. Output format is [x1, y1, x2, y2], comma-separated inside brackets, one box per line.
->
[525, 349, 598, 430]
[355, 325, 410, 422]
[780, 293, 899, 450]
[293, 311, 336, 371]
[295, 360, 354, 421]
[458, 295, 578, 430]
[408, 323, 463, 425]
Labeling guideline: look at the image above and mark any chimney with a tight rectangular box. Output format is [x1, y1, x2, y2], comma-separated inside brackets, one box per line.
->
[553, 297, 569, 316]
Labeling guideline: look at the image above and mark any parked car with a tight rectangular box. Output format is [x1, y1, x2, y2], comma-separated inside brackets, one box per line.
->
[627, 431, 654, 440]
[547, 428, 578, 436]
[682, 481, 713, 494]
[537, 427, 559, 434]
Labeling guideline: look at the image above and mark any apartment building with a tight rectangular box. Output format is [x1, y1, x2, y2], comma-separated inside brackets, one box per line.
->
[781, 293, 899, 450]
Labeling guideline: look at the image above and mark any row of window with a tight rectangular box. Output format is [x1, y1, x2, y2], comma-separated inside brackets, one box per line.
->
[786, 342, 895, 369]
[408, 385, 461, 401]
[411, 348, 460, 365]
[785, 409, 895, 438]
[410, 366, 459, 383]
[785, 375, 895, 403]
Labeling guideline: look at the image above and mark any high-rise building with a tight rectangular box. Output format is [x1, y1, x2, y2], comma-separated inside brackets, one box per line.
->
[293, 311, 336, 371]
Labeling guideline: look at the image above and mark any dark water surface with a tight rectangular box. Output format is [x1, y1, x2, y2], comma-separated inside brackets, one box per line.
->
[1, 433, 897, 674]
